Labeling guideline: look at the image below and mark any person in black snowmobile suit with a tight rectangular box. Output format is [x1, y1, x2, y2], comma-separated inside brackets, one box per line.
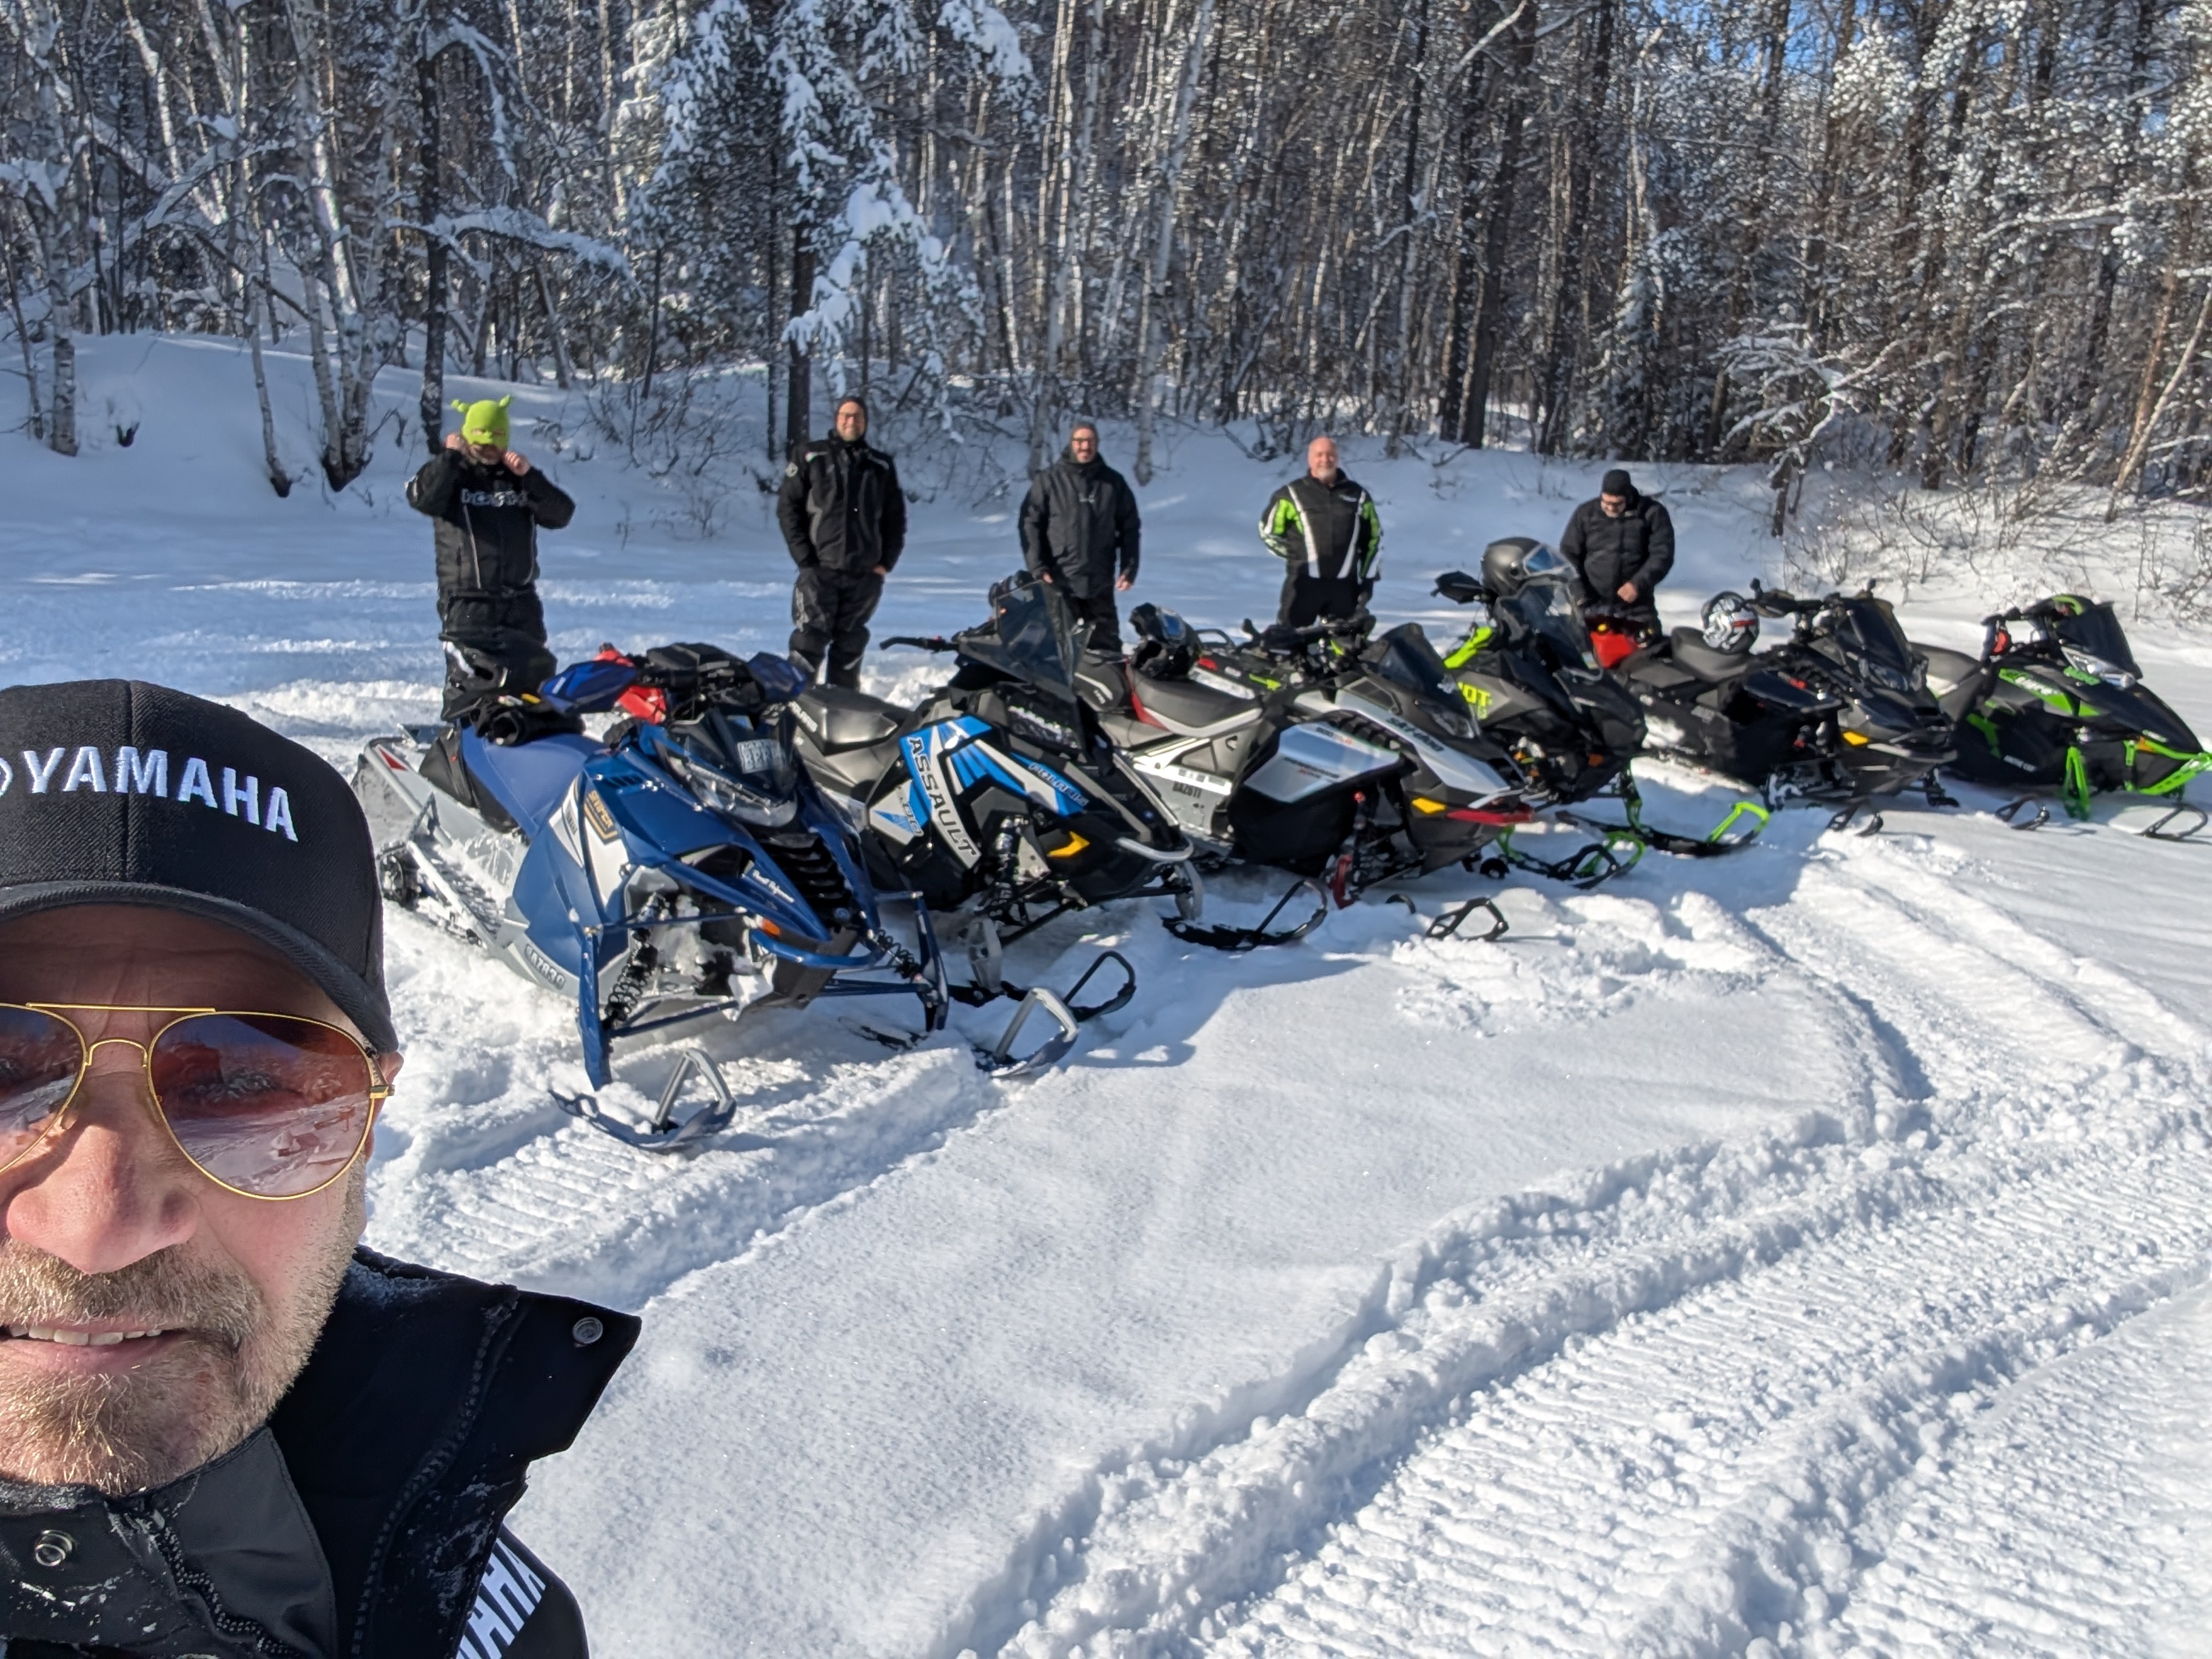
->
[1018, 421, 1142, 652]
[1559, 468, 1674, 634]
[0, 679, 636, 1659]
[1259, 434, 1382, 628]
[407, 395, 576, 719]
[777, 395, 907, 688]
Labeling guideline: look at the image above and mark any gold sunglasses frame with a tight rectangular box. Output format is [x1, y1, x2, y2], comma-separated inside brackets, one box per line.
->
[0, 1002, 392, 1202]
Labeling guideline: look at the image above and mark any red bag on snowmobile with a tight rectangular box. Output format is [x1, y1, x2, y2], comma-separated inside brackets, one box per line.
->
[1589, 626, 1640, 669]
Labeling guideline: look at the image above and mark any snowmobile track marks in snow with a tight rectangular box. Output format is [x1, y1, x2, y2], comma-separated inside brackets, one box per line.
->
[982, 825, 2212, 1659]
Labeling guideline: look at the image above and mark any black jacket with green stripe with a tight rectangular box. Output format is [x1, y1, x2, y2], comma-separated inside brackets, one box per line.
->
[1259, 473, 1382, 583]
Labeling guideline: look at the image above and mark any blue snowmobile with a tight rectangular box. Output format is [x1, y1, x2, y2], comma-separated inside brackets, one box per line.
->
[351, 643, 1084, 1150]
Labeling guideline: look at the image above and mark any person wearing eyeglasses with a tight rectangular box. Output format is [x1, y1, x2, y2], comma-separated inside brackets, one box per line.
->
[1559, 467, 1675, 634]
[0, 680, 633, 1657]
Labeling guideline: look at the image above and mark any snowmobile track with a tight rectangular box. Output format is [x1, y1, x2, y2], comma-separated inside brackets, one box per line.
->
[984, 830, 2212, 1658]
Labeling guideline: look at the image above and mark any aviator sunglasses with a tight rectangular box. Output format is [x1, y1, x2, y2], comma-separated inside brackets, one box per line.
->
[0, 1004, 390, 1200]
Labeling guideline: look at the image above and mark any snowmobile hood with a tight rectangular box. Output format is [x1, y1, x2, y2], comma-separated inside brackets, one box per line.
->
[458, 727, 605, 840]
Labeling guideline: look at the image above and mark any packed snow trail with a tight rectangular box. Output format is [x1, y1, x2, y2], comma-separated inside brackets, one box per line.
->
[1002, 811, 2212, 1658]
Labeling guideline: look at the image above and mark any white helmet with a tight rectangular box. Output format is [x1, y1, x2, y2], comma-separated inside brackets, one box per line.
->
[1701, 591, 1759, 654]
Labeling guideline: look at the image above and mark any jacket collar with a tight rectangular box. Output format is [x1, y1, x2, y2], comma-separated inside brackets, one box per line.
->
[0, 1249, 636, 1658]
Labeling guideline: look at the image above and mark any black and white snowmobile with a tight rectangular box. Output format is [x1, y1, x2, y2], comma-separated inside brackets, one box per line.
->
[792, 572, 1195, 1010]
[1068, 603, 1555, 941]
[1914, 595, 2211, 836]
[1430, 541, 1763, 858]
[1615, 582, 1957, 830]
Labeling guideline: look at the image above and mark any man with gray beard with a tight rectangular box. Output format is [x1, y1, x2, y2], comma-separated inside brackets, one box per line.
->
[0, 680, 635, 1657]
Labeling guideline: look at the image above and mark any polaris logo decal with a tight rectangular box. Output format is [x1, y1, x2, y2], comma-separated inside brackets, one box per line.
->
[1, 745, 300, 840]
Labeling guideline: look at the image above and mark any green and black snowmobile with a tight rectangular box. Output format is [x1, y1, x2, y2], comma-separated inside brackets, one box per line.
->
[1432, 541, 1766, 859]
[1915, 595, 2211, 837]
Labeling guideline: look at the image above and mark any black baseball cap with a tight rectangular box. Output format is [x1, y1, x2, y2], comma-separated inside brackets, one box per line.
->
[0, 680, 397, 1052]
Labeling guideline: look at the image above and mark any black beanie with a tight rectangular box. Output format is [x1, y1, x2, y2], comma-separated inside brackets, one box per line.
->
[1601, 469, 1634, 497]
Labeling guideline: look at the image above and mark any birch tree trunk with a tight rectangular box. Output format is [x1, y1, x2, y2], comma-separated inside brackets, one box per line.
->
[1131, 0, 1215, 486]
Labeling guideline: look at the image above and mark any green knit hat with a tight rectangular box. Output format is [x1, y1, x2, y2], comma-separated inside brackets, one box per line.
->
[452, 395, 512, 447]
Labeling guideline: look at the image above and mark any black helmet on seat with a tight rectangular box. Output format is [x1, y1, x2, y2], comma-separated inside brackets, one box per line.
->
[1480, 537, 1567, 598]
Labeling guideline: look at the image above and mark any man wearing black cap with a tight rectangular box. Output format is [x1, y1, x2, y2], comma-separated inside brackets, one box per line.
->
[1560, 468, 1675, 632]
[777, 395, 906, 688]
[0, 679, 634, 1657]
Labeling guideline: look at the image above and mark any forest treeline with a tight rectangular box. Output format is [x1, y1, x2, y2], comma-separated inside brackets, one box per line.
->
[2, 0, 2205, 521]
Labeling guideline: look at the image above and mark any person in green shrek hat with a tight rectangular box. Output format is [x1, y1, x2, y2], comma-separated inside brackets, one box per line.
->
[405, 394, 576, 720]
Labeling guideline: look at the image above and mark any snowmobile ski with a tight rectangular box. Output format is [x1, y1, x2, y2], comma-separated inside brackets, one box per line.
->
[1826, 803, 1884, 836]
[1427, 895, 1509, 942]
[552, 1048, 740, 1155]
[1996, 797, 2051, 831]
[1492, 824, 1643, 889]
[1563, 776, 1768, 859]
[1164, 878, 1330, 952]
[2128, 800, 2210, 843]
[947, 948, 1138, 1023]
[976, 988, 1084, 1078]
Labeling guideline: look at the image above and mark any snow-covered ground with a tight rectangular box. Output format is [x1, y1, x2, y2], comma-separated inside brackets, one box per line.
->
[5, 337, 2210, 1657]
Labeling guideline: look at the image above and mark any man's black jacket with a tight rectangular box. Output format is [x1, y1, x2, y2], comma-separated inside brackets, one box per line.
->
[407, 452, 575, 632]
[1558, 488, 1675, 610]
[0, 1249, 637, 1658]
[1018, 451, 1141, 598]
[777, 438, 906, 574]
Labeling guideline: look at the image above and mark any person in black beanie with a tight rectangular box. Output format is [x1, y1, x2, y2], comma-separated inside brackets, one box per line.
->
[1559, 468, 1675, 631]
[0, 679, 634, 1658]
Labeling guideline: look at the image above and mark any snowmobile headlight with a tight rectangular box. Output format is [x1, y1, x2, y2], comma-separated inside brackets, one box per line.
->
[2063, 646, 2136, 689]
[1005, 699, 1082, 750]
[1862, 656, 1917, 695]
[675, 753, 799, 828]
[1429, 703, 1478, 740]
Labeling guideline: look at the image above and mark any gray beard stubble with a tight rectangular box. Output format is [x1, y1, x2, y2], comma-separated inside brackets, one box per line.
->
[0, 1174, 360, 1495]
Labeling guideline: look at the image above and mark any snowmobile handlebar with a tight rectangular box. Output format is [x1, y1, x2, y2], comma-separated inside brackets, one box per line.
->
[883, 635, 958, 652]
[1239, 610, 1376, 648]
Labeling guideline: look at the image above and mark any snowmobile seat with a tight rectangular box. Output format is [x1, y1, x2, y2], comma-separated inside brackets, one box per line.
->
[457, 726, 601, 840]
[1074, 653, 1130, 711]
[1128, 671, 1262, 738]
[1667, 628, 1755, 683]
[796, 686, 907, 751]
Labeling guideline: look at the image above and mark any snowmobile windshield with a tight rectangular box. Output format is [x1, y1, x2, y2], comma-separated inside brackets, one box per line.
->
[1825, 597, 1922, 695]
[1365, 623, 1458, 705]
[1498, 577, 1599, 672]
[2052, 601, 2140, 677]
[954, 578, 1083, 705]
